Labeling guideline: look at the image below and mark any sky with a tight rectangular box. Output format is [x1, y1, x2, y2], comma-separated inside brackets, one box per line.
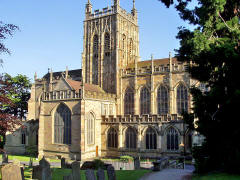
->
[0, 0, 190, 81]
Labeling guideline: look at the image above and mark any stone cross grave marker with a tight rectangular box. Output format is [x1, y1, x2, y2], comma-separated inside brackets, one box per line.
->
[1, 163, 24, 180]
[71, 161, 81, 180]
[85, 169, 96, 180]
[107, 165, 116, 180]
[97, 168, 105, 180]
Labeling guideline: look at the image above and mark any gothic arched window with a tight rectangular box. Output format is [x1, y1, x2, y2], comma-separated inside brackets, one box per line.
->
[86, 112, 95, 145]
[146, 127, 157, 149]
[92, 35, 99, 85]
[104, 33, 110, 51]
[125, 127, 137, 149]
[140, 87, 150, 115]
[124, 88, 134, 115]
[107, 127, 118, 148]
[157, 85, 169, 114]
[54, 104, 71, 144]
[166, 127, 179, 151]
[177, 84, 188, 114]
[129, 38, 133, 55]
[122, 34, 126, 51]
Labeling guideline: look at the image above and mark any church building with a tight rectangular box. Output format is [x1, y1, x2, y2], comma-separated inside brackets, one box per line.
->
[5, 0, 198, 160]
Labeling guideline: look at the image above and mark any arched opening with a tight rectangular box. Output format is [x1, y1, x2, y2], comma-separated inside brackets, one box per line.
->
[124, 88, 134, 115]
[86, 112, 95, 145]
[177, 84, 188, 114]
[166, 127, 179, 151]
[140, 87, 150, 115]
[107, 127, 118, 148]
[146, 127, 157, 149]
[92, 35, 99, 85]
[157, 85, 169, 114]
[125, 127, 137, 149]
[54, 104, 71, 144]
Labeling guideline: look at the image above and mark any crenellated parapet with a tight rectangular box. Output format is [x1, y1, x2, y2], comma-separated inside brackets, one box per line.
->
[42, 89, 81, 101]
[122, 58, 188, 77]
[102, 114, 182, 124]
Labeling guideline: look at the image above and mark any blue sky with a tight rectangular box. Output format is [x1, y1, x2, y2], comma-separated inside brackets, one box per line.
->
[0, 0, 189, 80]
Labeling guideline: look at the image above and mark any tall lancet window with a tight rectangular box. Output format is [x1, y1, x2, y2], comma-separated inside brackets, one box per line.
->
[92, 35, 99, 85]
[177, 84, 188, 114]
[140, 87, 150, 115]
[104, 33, 110, 54]
[86, 112, 95, 145]
[124, 88, 134, 115]
[54, 104, 71, 144]
[157, 85, 169, 114]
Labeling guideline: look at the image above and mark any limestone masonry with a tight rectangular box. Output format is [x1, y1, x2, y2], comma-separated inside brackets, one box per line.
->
[5, 0, 203, 160]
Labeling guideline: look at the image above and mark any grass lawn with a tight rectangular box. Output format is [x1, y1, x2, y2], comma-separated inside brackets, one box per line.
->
[0, 166, 150, 180]
[192, 173, 240, 180]
[52, 168, 150, 180]
[0, 155, 60, 163]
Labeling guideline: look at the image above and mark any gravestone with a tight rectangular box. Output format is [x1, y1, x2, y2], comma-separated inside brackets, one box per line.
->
[107, 165, 116, 180]
[71, 161, 81, 180]
[85, 169, 96, 180]
[63, 174, 73, 180]
[32, 157, 52, 180]
[61, 157, 66, 168]
[2, 153, 8, 164]
[97, 168, 105, 180]
[134, 157, 140, 170]
[1, 163, 24, 180]
[29, 157, 33, 167]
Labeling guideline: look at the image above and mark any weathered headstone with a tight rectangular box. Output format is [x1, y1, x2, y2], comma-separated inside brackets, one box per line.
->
[134, 157, 140, 170]
[63, 174, 73, 180]
[97, 168, 105, 180]
[29, 157, 33, 167]
[2, 153, 8, 164]
[85, 169, 96, 180]
[61, 157, 66, 168]
[107, 165, 116, 180]
[71, 161, 81, 180]
[32, 157, 52, 180]
[1, 163, 24, 180]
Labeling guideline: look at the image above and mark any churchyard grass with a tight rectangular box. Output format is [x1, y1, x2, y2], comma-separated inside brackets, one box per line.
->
[192, 173, 240, 180]
[0, 154, 60, 162]
[52, 168, 150, 180]
[0, 166, 150, 180]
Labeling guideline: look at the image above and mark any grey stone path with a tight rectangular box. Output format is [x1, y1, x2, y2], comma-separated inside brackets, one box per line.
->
[139, 165, 194, 180]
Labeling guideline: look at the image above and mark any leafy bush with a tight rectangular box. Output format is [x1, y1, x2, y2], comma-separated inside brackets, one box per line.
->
[120, 155, 134, 162]
[26, 145, 38, 157]
[93, 159, 105, 169]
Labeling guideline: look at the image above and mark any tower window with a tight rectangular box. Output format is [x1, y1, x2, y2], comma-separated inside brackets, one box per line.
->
[104, 33, 110, 51]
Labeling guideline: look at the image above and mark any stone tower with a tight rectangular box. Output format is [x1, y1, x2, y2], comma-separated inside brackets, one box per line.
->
[82, 0, 139, 94]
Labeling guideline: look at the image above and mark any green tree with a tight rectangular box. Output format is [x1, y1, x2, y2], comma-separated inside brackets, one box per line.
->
[3, 74, 31, 119]
[159, 0, 240, 173]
